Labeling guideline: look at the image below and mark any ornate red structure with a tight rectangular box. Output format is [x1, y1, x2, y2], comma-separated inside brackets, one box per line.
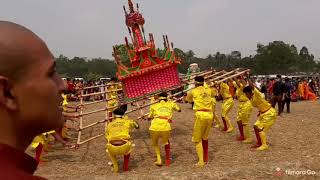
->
[113, 0, 181, 99]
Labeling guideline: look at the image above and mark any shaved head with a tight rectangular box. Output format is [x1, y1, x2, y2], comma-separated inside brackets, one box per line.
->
[0, 21, 66, 151]
[0, 21, 49, 81]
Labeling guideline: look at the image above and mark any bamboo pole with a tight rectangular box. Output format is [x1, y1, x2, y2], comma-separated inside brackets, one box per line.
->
[80, 108, 107, 116]
[105, 84, 109, 123]
[185, 70, 209, 77]
[136, 100, 145, 120]
[81, 89, 122, 97]
[78, 134, 104, 145]
[82, 99, 106, 106]
[81, 91, 106, 97]
[203, 71, 224, 80]
[217, 70, 250, 83]
[80, 118, 107, 130]
[136, 69, 250, 120]
[82, 82, 122, 90]
[206, 69, 249, 84]
[82, 84, 106, 90]
[181, 70, 213, 82]
[77, 89, 84, 144]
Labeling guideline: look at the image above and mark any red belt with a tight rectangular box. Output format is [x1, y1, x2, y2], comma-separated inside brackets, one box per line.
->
[259, 107, 271, 114]
[197, 109, 211, 112]
[158, 116, 172, 123]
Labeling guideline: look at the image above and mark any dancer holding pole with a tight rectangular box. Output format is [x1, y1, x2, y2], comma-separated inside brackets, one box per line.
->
[148, 92, 181, 166]
[243, 80, 276, 151]
[233, 77, 253, 142]
[105, 106, 139, 172]
[185, 76, 214, 167]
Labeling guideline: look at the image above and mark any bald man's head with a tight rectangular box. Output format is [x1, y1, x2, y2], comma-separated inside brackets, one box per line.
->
[0, 21, 67, 149]
[0, 21, 48, 81]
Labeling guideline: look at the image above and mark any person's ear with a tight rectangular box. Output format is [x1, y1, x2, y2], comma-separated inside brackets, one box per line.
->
[0, 77, 18, 111]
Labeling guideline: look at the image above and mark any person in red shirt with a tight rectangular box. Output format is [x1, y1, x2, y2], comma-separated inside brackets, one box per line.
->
[67, 78, 75, 94]
[0, 21, 67, 179]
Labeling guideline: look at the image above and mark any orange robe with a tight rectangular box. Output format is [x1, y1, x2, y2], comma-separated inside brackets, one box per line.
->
[228, 81, 235, 98]
[303, 82, 317, 101]
[297, 83, 304, 98]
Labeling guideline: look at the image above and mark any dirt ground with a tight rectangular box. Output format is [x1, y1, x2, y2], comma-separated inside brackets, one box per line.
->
[30, 99, 320, 180]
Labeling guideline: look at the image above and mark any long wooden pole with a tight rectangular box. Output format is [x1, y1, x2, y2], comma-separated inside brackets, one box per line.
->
[136, 69, 250, 120]
[77, 89, 84, 144]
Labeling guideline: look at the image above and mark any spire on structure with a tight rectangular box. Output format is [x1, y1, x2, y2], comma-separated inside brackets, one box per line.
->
[128, 0, 134, 13]
[123, 6, 128, 16]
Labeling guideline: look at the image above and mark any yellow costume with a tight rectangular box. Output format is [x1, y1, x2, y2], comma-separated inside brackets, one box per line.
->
[31, 130, 55, 162]
[219, 82, 234, 132]
[31, 130, 56, 149]
[105, 115, 138, 172]
[233, 81, 253, 142]
[148, 98, 180, 166]
[211, 86, 220, 128]
[107, 82, 119, 118]
[62, 93, 68, 110]
[250, 88, 276, 151]
[205, 82, 220, 128]
[61, 93, 69, 139]
[186, 85, 214, 167]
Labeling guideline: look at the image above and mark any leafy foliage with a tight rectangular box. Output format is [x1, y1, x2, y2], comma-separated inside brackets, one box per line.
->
[55, 41, 319, 79]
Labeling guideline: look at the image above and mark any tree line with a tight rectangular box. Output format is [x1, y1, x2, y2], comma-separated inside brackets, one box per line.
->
[56, 41, 320, 79]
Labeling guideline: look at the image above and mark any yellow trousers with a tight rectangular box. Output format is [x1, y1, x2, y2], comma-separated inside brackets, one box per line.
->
[237, 100, 253, 125]
[192, 111, 213, 143]
[254, 108, 276, 132]
[150, 131, 170, 146]
[106, 141, 132, 156]
[106, 141, 132, 172]
[222, 98, 234, 118]
[31, 135, 46, 149]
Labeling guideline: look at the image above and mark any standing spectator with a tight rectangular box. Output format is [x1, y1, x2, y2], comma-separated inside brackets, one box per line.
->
[315, 77, 319, 96]
[255, 79, 262, 90]
[309, 78, 316, 94]
[260, 80, 268, 100]
[270, 75, 285, 116]
[267, 78, 275, 101]
[283, 78, 293, 113]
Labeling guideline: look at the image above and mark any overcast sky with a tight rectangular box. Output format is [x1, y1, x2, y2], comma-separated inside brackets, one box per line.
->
[1, 0, 320, 59]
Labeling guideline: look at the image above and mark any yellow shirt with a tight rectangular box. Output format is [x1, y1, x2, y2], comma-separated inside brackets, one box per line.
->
[149, 100, 180, 131]
[31, 130, 56, 148]
[220, 82, 232, 99]
[62, 94, 68, 111]
[107, 83, 118, 99]
[233, 81, 249, 102]
[211, 87, 218, 105]
[251, 88, 271, 113]
[105, 116, 138, 142]
[186, 85, 214, 111]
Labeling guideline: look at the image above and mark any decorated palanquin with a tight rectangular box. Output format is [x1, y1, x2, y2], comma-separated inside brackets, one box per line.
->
[112, 0, 181, 100]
